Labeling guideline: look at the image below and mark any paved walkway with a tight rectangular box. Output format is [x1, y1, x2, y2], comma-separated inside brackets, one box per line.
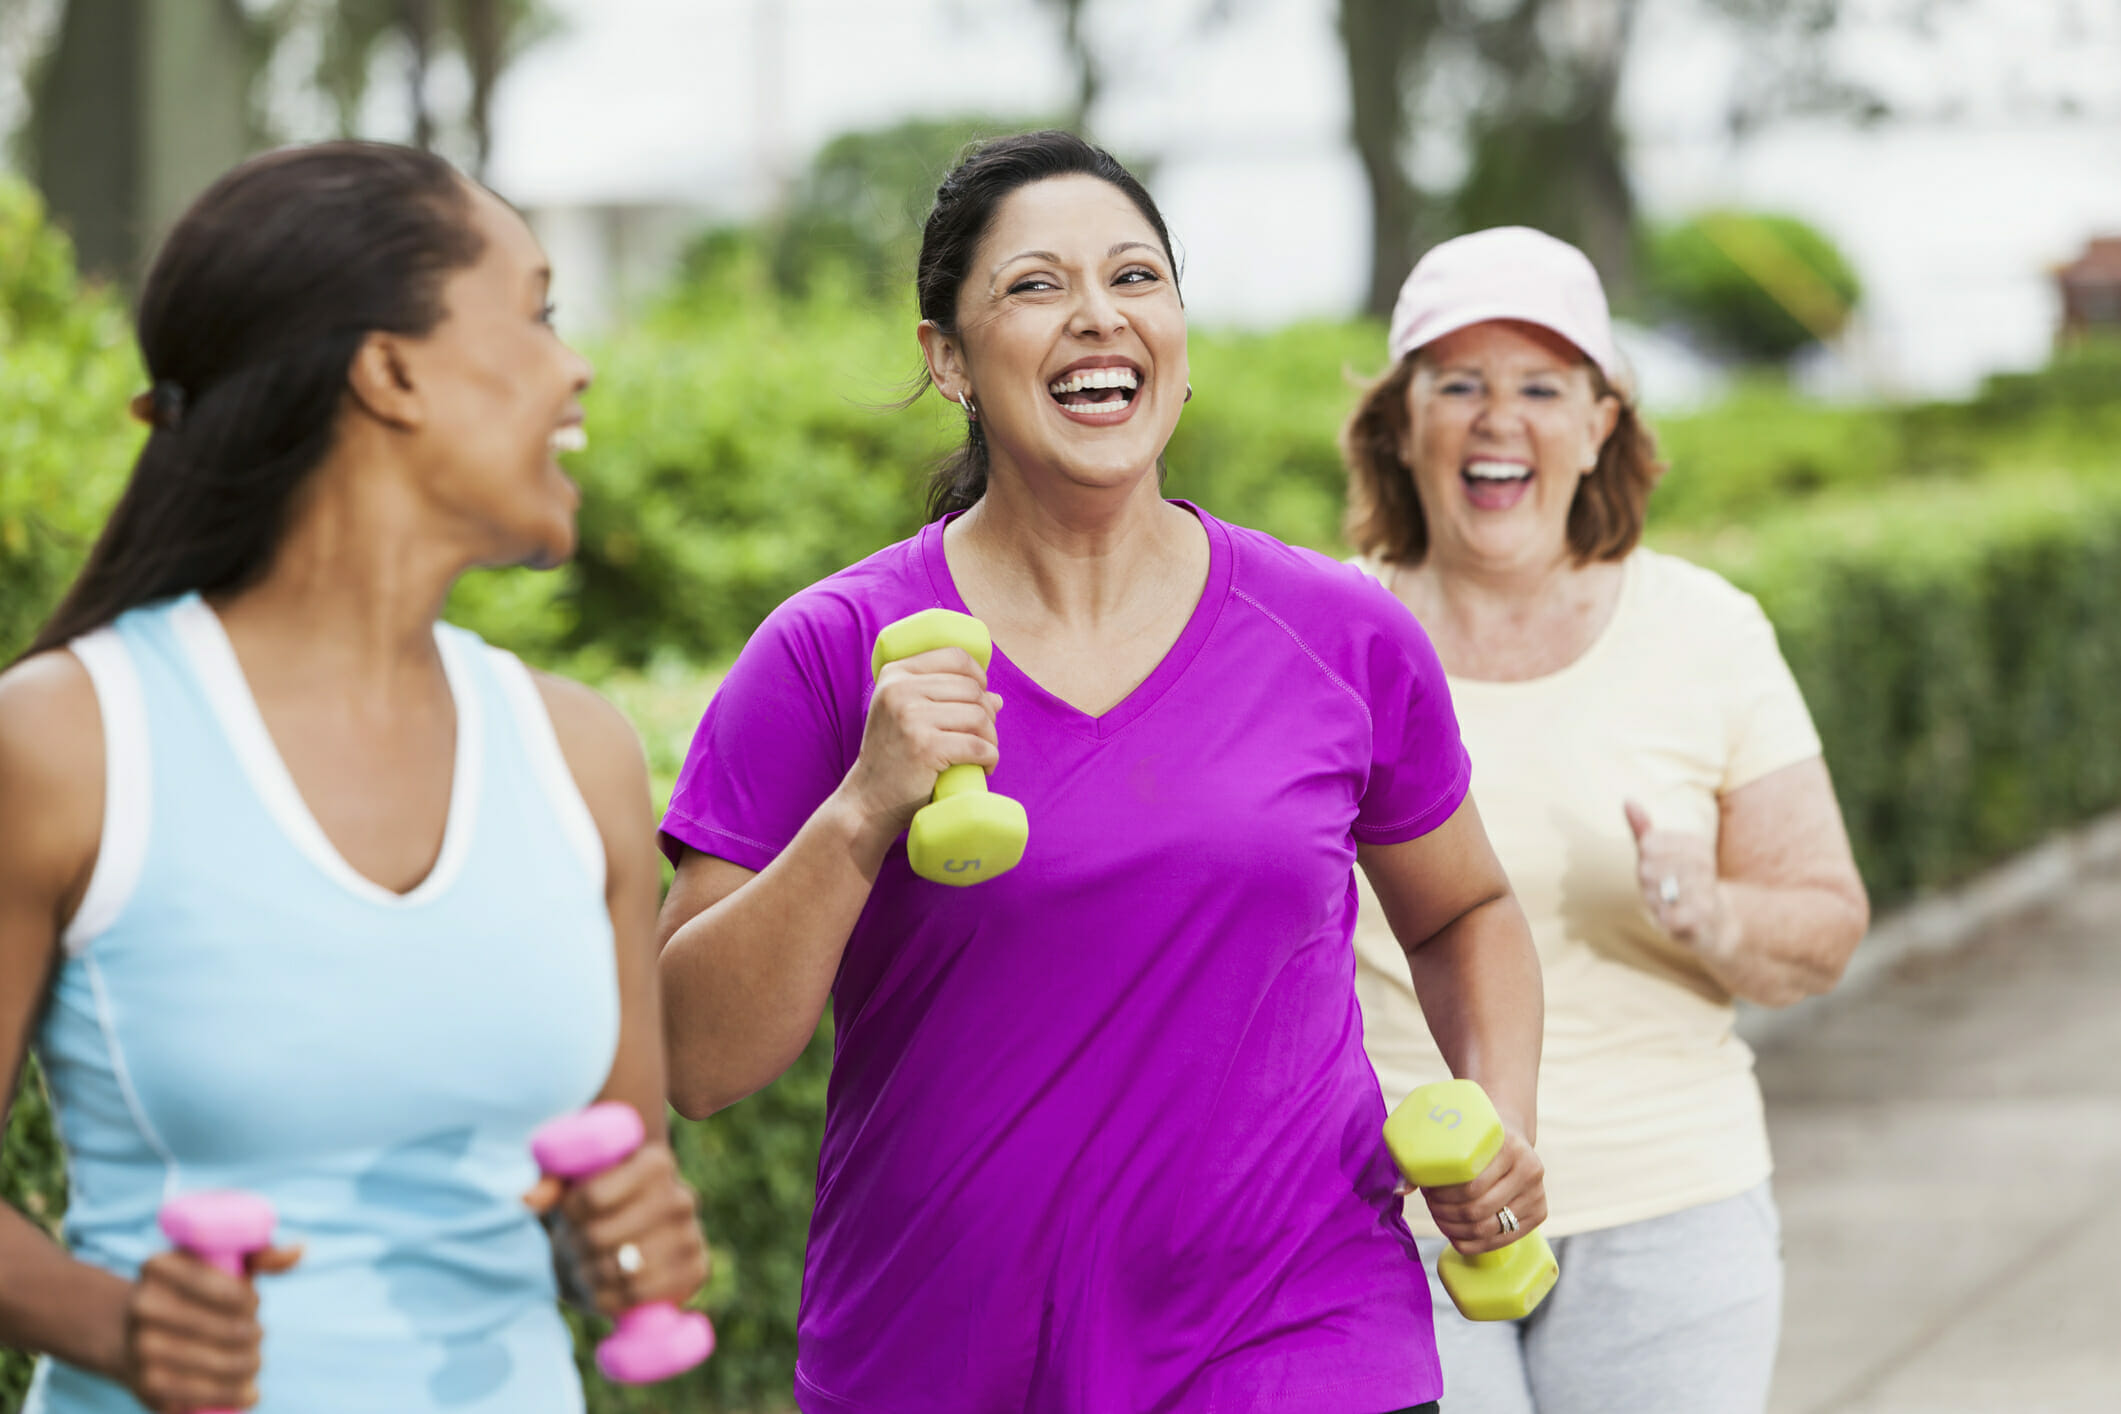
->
[1757, 855, 2121, 1412]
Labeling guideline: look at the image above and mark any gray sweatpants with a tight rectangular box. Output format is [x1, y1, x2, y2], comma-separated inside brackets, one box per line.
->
[1415, 1183, 1783, 1414]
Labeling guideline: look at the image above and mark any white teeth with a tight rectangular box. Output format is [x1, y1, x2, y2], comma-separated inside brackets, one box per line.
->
[1464, 460, 1530, 480]
[1056, 399, 1129, 421]
[550, 426, 587, 454]
[1047, 367, 1141, 396]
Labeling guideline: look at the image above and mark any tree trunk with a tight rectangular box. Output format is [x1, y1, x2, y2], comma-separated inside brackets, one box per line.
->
[31, 0, 142, 280]
[1338, 0, 1436, 320]
[457, 0, 501, 177]
[401, 0, 436, 150]
[32, 0, 251, 282]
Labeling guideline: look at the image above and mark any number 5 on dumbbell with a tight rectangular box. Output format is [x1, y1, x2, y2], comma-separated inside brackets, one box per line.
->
[1384, 1078, 1559, 1321]
[871, 609, 1029, 886]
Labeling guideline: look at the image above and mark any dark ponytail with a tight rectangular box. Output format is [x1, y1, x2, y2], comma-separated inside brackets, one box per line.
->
[912, 131, 1179, 521]
[22, 141, 484, 660]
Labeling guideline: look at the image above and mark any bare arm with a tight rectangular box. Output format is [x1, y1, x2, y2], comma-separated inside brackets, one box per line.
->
[1359, 795, 1548, 1252]
[0, 653, 299, 1411]
[657, 647, 1001, 1119]
[0, 651, 131, 1379]
[532, 673, 709, 1316]
[1628, 757, 1870, 1008]
[536, 674, 672, 1135]
[1358, 795, 1542, 1141]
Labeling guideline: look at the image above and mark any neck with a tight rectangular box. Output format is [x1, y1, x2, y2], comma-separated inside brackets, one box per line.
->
[951, 458, 1191, 628]
[1404, 542, 1584, 617]
[211, 452, 474, 691]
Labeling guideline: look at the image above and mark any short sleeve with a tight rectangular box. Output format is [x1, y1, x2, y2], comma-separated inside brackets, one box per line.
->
[1720, 592, 1823, 793]
[1351, 605, 1472, 845]
[658, 601, 857, 871]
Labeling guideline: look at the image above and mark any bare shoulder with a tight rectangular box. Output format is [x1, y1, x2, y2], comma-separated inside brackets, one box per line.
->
[0, 648, 105, 895]
[524, 668, 650, 808]
[0, 649, 101, 789]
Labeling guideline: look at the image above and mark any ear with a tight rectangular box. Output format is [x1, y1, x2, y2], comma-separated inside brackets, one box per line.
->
[1394, 370, 1423, 471]
[917, 319, 969, 403]
[345, 331, 424, 432]
[1586, 390, 1622, 469]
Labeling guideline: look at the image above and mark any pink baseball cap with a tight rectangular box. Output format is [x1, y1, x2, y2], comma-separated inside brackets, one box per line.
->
[1387, 226, 1625, 388]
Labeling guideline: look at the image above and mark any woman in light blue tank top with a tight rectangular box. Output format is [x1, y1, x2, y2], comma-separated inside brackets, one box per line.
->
[0, 143, 708, 1412]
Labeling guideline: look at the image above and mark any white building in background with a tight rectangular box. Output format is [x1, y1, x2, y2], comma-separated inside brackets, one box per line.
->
[485, 0, 2121, 405]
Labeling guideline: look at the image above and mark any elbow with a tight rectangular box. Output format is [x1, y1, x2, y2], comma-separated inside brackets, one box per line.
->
[666, 1083, 719, 1124]
[666, 1069, 749, 1123]
[1812, 880, 1872, 997]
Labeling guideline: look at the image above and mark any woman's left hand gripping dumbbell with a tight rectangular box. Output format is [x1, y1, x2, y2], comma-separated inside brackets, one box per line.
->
[524, 1109, 711, 1332]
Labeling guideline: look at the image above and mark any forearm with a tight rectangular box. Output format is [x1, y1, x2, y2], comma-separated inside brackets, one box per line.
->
[1700, 878, 1869, 1008]
[0, 1207, 129, 1380]
[660, 787, 896, 1116]
[1402, 894, 1545, 1141]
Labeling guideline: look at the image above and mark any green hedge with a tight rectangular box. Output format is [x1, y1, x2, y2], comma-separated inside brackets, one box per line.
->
[1663, 474, 2121, 905]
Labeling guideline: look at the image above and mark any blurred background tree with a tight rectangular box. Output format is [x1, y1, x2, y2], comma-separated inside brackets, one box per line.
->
[11, 0, 553, 281]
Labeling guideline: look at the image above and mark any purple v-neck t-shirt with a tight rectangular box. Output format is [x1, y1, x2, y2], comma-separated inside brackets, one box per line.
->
[662, 504, 1471, 1413]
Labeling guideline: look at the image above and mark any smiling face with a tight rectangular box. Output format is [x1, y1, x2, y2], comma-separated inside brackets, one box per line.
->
[920, 173, 1188, 500]
[1401, 319, 1620, 573]
[392, 183, 593, 569]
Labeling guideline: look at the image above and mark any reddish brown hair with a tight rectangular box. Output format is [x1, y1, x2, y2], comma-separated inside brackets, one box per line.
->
[1340, 354, 1665, 566]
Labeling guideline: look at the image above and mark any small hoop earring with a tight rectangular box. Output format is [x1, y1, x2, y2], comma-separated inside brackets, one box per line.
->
[1184, 383, 1193, 404]
[955, 388, 978, 421]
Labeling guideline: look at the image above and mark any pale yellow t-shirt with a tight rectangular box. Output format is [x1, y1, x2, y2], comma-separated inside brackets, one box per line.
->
[1352, 547, 1823, 1237]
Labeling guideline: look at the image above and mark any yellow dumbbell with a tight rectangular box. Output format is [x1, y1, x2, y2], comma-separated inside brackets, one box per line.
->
[1383, 1078, 1559, 1322]
[871, 609, 1029, 886]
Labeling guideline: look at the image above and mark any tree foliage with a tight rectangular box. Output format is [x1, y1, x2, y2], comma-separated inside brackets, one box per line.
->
[1645, 209, 1862, 361]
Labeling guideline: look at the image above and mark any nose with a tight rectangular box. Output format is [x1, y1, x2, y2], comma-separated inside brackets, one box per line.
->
[1069, 280, 1128, 339]
[565, 340, 594, 394]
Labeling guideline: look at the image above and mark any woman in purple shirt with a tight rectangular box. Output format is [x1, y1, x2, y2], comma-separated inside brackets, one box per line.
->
[656, 131, 1546, 1414]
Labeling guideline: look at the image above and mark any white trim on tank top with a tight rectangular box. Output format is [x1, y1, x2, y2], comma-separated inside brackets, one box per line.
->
[484, 648, 606, 893]
[62, 628, 153, 956]
[168, 594, 484, 909]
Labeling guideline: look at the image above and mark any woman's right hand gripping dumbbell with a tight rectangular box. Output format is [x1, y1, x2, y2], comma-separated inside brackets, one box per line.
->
[835, 630, 1004, 850]
[120, 1236, 301, 1412]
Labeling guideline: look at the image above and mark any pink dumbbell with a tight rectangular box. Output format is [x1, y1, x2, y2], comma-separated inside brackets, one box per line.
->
[530, 1102, 714, 1383]
[157, 1191, 277, 1414]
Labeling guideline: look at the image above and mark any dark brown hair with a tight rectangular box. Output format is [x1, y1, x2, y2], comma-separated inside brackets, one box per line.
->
[1341, 352, 1665, 566]
[24, 141, 484, 659]
[912, 130, 1179, 520]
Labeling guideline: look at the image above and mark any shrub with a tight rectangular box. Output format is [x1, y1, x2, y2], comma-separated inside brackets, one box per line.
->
[1645, 209, 1862, 362]
[0, 178, 142, 663]
[1660, 473, 2121, 905]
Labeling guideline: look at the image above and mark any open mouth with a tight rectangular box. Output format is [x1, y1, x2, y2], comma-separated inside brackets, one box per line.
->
[1462, 458, 1533, 509]
[550, 425, 587, 454]
[1047, 363, 1141, 422]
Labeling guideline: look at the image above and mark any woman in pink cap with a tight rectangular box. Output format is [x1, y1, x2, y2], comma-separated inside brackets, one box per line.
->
[1341, 227, 1870, 1414]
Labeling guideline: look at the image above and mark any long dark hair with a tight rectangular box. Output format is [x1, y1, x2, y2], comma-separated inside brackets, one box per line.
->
[913, 130, 1180, 520]
[23, 141, 485, 660]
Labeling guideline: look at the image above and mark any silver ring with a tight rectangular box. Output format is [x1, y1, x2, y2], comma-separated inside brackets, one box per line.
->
[1658, 875, 1680, 906]
[615, 1242, 643, 1276]
[1497, 1205, 1519, 1235]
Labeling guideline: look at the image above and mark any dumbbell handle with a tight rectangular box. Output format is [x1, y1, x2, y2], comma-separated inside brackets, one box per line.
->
[158, 1192, 277, 1414]
[530, 1103, 714, 1384]
[872, 611, 999, 809]
[933, 762, 990, 801]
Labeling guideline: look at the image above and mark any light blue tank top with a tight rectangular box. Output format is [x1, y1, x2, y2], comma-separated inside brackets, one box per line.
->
[27, 594, 619, 1413]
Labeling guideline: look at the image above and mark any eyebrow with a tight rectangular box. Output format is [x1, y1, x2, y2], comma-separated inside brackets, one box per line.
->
[991, 241, 1165, 276]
